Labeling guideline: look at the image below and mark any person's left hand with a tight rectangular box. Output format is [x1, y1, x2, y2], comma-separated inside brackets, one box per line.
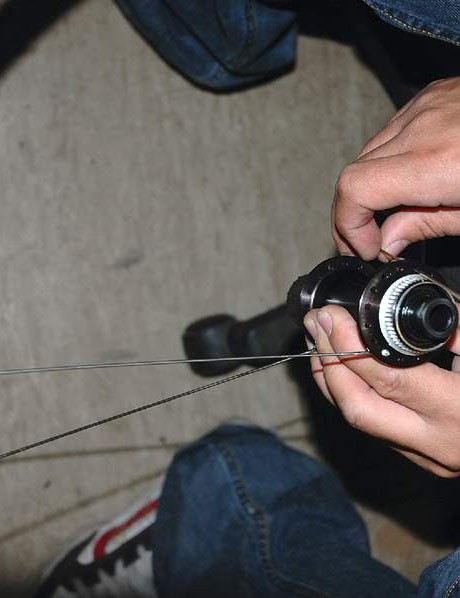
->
[305, 305, 460, 477]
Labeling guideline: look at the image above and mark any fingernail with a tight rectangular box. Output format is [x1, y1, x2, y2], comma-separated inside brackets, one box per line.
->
[385, 240, 409, 257]
[305, 317, 317, 340]
[317, 310, 333, 336]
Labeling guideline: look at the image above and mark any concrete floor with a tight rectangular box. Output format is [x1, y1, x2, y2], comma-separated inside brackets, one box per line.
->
[0, 1, 455, 595]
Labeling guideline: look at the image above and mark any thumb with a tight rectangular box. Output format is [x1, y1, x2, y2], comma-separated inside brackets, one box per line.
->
[380, 208, 460, 255]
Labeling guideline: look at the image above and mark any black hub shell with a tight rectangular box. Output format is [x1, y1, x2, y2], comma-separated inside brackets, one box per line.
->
[286, 256, 376, 324]
[286, 256, 457, 368]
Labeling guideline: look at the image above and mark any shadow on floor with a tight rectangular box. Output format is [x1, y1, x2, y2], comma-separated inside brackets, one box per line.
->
[0, 0, 86, 78]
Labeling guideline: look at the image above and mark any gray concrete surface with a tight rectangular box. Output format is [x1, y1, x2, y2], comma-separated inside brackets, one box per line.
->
[0, 0, 451, 594]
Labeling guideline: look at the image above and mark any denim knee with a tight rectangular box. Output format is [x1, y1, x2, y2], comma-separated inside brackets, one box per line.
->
[152, 425, 414, 597]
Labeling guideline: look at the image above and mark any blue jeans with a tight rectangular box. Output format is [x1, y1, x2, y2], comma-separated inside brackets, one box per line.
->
[115, 0, 460, 92]
[152, 424, 460, 597]
[114, 0, 297, 91]
[363, 1, 460, 46]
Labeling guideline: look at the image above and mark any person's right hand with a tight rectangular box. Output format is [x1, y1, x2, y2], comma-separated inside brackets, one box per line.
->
[310, 78, 460, 478]
[332, 76, 460, 259]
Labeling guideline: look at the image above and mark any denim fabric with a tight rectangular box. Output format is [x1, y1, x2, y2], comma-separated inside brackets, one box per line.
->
[115, 0, 460, 92]
[363, 0, 460, 45]
[152, 424, 417, 597]
[115, 0, 297, 90]
[419, 548, 460, 598]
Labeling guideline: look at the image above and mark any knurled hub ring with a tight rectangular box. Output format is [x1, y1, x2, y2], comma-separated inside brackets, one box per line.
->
[359, 261, 446, 367]
[378, 274, 428, 356]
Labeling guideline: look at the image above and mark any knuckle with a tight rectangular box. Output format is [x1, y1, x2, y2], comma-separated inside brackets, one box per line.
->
[341, 400, 366, 431]
[418, 79, 449, 101]
[411, 78, 458, 114]
[371, 368, 404, 398]
[359, 137, 377, 156]
[426, 77, 448, 89]
[334, 165, 366, 240]
[335, 164, 361, 201]
[412, 94, 430, 111]
[416, 207, 460, 240]
[419, 212, 449, 238]
[407, 108, 440, 132]
[427, 77, 455, 93]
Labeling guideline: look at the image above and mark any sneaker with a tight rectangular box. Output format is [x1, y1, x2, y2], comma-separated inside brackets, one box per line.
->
[33, 475, 164, 598]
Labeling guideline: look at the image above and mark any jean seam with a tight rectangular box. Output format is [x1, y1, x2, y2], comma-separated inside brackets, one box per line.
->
[116, 0, 224, 84]
[361, 0, 460, 47]
[229, 0, 257, 70]
[160, 0, 256, 81]
[446, 574, 460, 598]
[161, 0, 228, 82]
[167, 0, 254, 73]
[216, 439, 331, 597]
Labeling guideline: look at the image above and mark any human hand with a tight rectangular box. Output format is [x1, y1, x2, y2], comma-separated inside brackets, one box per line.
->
[305, 305, 460, 478]
[333, 76, 460, 259]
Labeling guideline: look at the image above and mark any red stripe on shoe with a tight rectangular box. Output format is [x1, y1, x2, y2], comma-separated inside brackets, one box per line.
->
[93, 499, 159, 559]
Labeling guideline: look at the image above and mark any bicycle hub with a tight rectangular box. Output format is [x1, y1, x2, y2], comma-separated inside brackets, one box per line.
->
[287, 256, 458, 367]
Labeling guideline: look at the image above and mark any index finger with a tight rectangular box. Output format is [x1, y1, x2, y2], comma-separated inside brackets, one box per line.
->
[333, 152, 451, 259]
